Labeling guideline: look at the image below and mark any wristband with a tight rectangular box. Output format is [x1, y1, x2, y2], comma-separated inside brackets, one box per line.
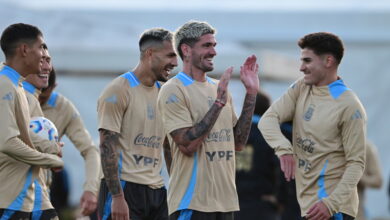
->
[215, 99, 226, 107]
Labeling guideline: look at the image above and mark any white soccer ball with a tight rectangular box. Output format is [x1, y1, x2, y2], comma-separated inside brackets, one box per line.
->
[29, 116, 59, 142]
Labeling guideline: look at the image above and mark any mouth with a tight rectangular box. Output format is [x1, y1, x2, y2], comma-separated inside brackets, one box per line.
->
[204, 57, 214, 65]
[164, 66, 174, 75]
[38, 73, 49, 80]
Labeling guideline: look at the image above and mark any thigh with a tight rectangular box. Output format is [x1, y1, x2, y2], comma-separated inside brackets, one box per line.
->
[148, 187, 168, 220]
[0, 209, 31, 220]
[169, 210, 234, 220]
[34, 209, 58, 220]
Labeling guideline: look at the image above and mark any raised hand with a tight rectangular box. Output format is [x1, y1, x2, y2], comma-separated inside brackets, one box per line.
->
[240, 55, 259, 95]
[216, 66, 233, 105]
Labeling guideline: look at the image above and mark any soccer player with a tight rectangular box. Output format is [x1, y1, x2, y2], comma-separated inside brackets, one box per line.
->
[22, 47, 61, 220]
[0, 23, 63, 219]
[259, 32, 367, 220]
[158, 20, 259, 220]
[97, 28, 177, 220]
[39, 65, 101, 217]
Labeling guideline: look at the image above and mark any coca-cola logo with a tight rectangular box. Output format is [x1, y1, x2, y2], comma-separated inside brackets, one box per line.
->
[134, 133, 162, 148]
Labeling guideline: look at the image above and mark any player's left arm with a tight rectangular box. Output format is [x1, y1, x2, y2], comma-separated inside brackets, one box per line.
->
[233, 55, 259, 151]
[65, 102, 99, 216]
[322, 101, 367, 216]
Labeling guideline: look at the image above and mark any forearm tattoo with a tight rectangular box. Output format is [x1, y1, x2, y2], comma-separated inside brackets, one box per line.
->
[163, 138, 172, 175]
[99, 129, 122, 196]
[171, 102, 223, 146]
[234, 93, 256, 147]
[186, 103, 223, 141]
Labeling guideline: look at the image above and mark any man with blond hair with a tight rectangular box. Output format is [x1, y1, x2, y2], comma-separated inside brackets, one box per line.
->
[158, 20, 259, 220]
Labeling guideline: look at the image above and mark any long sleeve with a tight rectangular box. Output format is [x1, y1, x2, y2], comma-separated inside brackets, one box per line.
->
[29, 130, 61, 155]
[2, 136, 63, 168]
[322, 101, 367, 215]
[65, 103, 100, 195]
[258, 81, 300, 156]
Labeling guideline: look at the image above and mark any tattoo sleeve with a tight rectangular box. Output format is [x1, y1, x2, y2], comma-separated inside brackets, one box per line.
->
[162, 137, 172, 175]
[99, 129, 122, 196]
[171, 102, 223, 146]
[234, 93, 257, 150]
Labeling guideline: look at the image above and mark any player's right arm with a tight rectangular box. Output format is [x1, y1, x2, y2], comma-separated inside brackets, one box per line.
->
[258, 78, 302, 181]
[97, 80, 129, 220]
[160, 67, 233, 157]
[99, 128, 128, 219]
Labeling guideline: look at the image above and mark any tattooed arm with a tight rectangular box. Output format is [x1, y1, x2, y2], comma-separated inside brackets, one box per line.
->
[163, 137, 172, 175]
[234, 93, 257, 151]
[234, 55, 259, 151]
[99, 128, 129, 220]
[170, 67, 234, 157]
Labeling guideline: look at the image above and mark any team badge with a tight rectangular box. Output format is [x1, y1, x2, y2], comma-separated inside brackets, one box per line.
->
[304, 104, 315, 121]
[147, 103, 155, 120]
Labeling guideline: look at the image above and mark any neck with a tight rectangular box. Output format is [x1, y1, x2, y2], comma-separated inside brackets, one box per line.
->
[132, 62, 155, 87]
[183, 63, 206, 82]
[5, 58, 32, 78]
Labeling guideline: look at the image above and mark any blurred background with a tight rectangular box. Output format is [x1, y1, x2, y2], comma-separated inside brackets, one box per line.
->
[1, 0, 389, 219]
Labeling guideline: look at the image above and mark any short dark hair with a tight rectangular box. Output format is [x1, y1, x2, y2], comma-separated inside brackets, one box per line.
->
[0, 23, 43, 58]
[42, 67, 56, 93]
[254, 91, 271, 116]
[298, 32, 344, 64]
[139, 28, 173, 57]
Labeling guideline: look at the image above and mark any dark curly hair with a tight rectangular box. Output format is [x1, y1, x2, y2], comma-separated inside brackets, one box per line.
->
[298, 32, 344, 64]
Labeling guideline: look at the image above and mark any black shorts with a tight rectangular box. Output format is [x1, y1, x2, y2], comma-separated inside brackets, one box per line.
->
[98, 179, 168, 220]
[302, 213, 354, 220]
[170, 210, 234, 220]
[32, 209, 58, 220]
[0, 209, 30, 220]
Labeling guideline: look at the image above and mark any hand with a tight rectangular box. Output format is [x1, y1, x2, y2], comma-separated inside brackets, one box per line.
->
[306, 201, 331, 220]
[111, 194, 130, 220]
[279, 154, 295, 181]
[80, 191, 98, 216]
[56, 142, 64, 158]
[216, 67, 233, 105]
[240, 55, 259, 95]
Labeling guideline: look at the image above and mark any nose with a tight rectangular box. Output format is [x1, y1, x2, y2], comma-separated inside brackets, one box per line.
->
[210, 46, 217, 56]
[299, 63, 305, 72]
[171, 57, 178, 67]
[41, 61, 51, 73]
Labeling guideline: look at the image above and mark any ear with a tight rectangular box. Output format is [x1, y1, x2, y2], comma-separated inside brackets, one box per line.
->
[145, 47, 153, 58]
[180, 43, 191, 58]
[19, 43, 29, 57]
[322, 55, 333, 68]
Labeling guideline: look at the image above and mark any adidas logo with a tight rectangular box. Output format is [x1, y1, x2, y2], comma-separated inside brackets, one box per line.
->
[105, 95, 117, 104]
[166, 94, 179, 104]
[2, 92, 13, 101]
[351, 110, 362, 120]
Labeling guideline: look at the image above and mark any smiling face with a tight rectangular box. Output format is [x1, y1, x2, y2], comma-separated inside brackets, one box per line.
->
[26, 48, 51, 89]
[150, 40, 177, 82]
[23, 35, 46, 76]
[189, 34, 217, 73]
[300, 48, 330, 86]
